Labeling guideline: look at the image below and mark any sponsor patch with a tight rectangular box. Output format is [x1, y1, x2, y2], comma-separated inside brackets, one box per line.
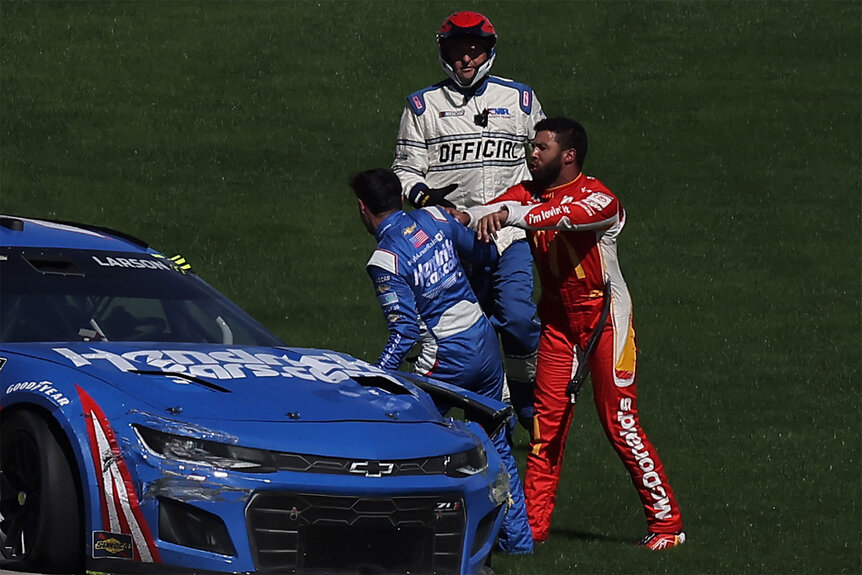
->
[411, 237, 458, 292]
[380, 292, 399, 306]
[438, 110, 465, 118]
[402, 224, 417, 235]
[487, 107, 511, 118]
[93, 531, 134, 559]
[579, 192, 613, 212]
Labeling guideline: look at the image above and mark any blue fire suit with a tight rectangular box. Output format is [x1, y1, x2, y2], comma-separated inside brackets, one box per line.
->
[366, 206, 533, 553]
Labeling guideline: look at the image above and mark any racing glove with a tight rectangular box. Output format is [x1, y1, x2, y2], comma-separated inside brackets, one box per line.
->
[406, 183, 458, 209]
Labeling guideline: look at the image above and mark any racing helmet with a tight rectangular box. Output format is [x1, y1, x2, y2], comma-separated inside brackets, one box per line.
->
[437, 11, 497, 89]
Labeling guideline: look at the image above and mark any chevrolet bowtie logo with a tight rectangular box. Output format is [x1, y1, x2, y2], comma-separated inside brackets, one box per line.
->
[349, 461, 395, 477]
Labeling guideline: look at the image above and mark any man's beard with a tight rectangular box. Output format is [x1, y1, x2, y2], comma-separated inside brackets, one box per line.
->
[529, 156, 563, 191]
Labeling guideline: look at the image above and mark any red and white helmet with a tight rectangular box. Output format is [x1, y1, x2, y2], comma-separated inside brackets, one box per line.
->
[437, 11, 497, 89]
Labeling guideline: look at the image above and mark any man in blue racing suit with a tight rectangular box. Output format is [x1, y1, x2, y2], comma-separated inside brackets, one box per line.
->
[350, 168, 533, 554]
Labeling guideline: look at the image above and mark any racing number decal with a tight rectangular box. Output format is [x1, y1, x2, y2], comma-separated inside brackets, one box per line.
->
[76, 385, 160, 563]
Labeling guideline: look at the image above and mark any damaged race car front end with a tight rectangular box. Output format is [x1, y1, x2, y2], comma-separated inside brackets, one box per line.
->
[0, 215, 513, 575]
[64, 348, 512, 574]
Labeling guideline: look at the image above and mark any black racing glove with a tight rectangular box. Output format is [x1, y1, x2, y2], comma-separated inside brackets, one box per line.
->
[406, 183, 459, 209]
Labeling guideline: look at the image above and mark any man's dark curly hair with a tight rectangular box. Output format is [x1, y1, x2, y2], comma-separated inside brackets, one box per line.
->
[349, 168, 403, 215]
[535, 117, 588, 169]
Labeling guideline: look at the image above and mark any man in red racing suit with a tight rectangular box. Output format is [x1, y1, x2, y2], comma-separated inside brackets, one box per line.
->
[460, 117, 685, 549]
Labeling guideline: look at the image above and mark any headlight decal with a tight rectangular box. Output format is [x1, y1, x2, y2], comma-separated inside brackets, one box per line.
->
[134, 426, 276, 473]
[443, 445, 488, 477]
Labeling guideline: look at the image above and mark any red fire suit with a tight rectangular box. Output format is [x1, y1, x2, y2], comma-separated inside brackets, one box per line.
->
[475, 173, 683, 541]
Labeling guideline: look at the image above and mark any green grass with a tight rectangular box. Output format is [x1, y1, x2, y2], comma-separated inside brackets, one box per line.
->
[2, 1, 859, 573]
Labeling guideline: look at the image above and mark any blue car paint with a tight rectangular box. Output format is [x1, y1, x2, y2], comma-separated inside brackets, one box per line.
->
[0, 216, 511, 574]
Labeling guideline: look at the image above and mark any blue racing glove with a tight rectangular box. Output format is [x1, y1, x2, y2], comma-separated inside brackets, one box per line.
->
[406, 183, 459, 209]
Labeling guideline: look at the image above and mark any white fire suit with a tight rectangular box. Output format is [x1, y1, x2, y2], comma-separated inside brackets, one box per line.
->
[392, 75, 545, 254]
[392, 75, 545, 428]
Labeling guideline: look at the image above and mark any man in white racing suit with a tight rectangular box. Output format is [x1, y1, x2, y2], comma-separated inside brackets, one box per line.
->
[392, 10, 545, 429]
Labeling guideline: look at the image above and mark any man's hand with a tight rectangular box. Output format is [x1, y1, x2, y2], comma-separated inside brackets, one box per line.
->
[406, 183, 458, 209]
[476, 207, 509, 243]
[444, 207, 470, 226]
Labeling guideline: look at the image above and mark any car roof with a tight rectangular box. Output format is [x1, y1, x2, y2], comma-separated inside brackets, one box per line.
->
[0, 215, 151, 253]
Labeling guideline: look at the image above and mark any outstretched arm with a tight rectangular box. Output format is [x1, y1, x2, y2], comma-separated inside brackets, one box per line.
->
[505, 190, 620, 232]
[434, 207, 499, 272]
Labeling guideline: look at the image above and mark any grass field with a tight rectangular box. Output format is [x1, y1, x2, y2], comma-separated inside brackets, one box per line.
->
[1, 1, 860, 573]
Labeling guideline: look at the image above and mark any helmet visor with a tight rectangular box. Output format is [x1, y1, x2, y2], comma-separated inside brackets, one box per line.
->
[439, 37, 493, 65]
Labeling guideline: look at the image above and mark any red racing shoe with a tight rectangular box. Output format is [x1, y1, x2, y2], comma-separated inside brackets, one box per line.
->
[638, 531, 686, 550]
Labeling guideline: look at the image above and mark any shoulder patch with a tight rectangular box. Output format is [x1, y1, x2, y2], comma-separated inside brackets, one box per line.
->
[486, 77, 534, 115]
[406, 83, 446, 117]
[407, 92, 426, 116]
[422, 206, 448, 222]
[367, 249, 398, 274]
[518, 88, 532, 115]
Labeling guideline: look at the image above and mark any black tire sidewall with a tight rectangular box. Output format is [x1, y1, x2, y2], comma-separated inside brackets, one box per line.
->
[0, 409, 83, 573]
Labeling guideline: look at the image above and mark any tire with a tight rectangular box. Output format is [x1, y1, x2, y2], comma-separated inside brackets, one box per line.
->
[0, 410, 84, 573]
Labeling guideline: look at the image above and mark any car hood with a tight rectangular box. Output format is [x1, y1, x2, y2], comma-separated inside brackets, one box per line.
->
[15, 342, 443, 425]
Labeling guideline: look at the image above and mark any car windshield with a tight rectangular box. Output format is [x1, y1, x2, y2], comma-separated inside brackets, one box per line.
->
[0, 247, 283, 346]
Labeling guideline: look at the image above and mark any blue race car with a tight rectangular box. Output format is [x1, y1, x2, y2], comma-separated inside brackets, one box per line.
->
[0, 215, 512, 575]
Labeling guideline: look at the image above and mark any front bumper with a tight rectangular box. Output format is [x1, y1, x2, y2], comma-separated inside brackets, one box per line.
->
[88, 424, 508, 574]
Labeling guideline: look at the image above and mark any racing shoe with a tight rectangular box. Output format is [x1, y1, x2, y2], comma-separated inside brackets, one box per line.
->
[638, 531, 686, 550]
